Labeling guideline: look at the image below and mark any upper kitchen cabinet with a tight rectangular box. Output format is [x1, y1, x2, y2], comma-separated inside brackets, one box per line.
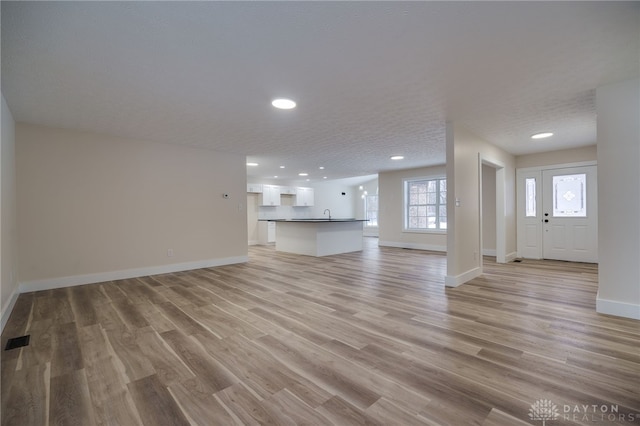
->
[280, 186, 297, 195]
[247, 183, 263, 193]
[260, 184, 281, 206]
[294, 187, 314, 207]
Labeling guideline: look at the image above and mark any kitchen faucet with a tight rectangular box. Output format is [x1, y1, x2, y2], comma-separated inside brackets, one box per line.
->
[323, 209, 331, 220]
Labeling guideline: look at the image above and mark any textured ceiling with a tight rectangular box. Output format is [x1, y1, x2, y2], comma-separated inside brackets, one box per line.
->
[2, 2, 638, 183]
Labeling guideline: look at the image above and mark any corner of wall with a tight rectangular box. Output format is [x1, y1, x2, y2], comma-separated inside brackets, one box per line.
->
[446, 122, 516, 285]
[1, 93, 19, 333]
[445, 266, 482, 288]
[596, 291, 640, 320]
[1, 286, 19, 333]
[596, 78, 640, 320]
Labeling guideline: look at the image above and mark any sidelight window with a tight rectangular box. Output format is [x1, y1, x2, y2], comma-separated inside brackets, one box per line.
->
[525, 177, 537, 217]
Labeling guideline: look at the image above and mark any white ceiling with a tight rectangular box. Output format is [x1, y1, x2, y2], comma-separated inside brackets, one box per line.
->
[2, 2, 638, 183]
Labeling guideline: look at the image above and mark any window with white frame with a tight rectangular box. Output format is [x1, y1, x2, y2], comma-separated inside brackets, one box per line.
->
[365, 194, 378, 227]
[404, 177, 447, 231]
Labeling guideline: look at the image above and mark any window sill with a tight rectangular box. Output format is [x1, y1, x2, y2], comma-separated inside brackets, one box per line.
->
[403, 229, 447, 235]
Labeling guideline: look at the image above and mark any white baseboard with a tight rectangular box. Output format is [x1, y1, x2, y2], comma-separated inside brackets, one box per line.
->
[1, 286, 20, 333]
[378, 240, 446, 252]
[19, 255, 249, 293]
[596, 293, 640, 320]
[445, 266, 482, 288]
[248, 240, 259, 246]
[482, 250, 517, 262]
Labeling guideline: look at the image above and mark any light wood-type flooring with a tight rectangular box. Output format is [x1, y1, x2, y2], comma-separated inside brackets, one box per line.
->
[2, 238, 639, 425]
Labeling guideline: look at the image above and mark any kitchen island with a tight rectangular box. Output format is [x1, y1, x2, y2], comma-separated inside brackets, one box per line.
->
[270, 219, 367, 257]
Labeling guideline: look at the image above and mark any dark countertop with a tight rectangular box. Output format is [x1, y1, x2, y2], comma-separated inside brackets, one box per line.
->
[259, 218, 367, 223]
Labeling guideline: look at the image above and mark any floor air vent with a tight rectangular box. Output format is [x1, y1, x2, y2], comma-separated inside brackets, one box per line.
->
[4, 335, 30, 351]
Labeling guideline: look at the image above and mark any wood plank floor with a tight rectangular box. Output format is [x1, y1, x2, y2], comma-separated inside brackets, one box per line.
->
[2, 238, 639, 425]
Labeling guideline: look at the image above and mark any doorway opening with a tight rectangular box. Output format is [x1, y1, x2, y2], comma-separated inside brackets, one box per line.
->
[479, 157, 507, 269]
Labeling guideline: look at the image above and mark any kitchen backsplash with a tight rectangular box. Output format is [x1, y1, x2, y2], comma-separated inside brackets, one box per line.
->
[258, 205, 316, 220]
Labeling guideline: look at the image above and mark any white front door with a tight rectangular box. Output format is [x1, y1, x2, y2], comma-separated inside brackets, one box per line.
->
[542, 166, 598, 263]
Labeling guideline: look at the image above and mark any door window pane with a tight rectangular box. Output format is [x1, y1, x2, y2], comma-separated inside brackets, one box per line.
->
[525, 178, 536, 217]
[553, 174, 586, 217]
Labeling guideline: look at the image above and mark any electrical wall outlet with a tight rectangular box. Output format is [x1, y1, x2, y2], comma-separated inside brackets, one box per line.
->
[167, 248, 174, 257]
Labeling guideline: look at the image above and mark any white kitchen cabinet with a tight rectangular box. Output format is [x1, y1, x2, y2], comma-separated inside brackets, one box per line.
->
[247, 183, 263, 193]
[294, 187, 314, 206]
[268, 221, 276, 242]
[258, 221, 276, 244]
[280, 186, 297, 195]
[260, 184, 281, 206]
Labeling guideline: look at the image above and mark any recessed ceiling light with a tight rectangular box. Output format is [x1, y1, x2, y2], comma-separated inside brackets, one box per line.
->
[246, 162, 259, 166]
[274, 176, 278, 178]
[531, 132, 554, 139]
[323, 176, 327, 179]
[390, 155, 404, 160]
[272, 98, 296, 109]
[279, 165, 285, 169]
[306, 179, 310, 182]
[319, 166, 325, 170]
[298, 172, 308, 176]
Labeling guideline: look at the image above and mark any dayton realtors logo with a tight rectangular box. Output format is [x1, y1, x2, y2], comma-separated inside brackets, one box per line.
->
[528, 399, 639, 424]
[562, 404, 638, 423]
[529, 399, 560, 425]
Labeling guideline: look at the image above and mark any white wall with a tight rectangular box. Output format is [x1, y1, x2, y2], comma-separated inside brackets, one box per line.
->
[516, 145, 597, 169]
[595, 78, 640, 320]
[446, 123, 516, 287]
[378, 166, 447, 251]
[1, 95, 18, 331]
[17, 124, 248, 290]
[308, 180, 358, 219]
